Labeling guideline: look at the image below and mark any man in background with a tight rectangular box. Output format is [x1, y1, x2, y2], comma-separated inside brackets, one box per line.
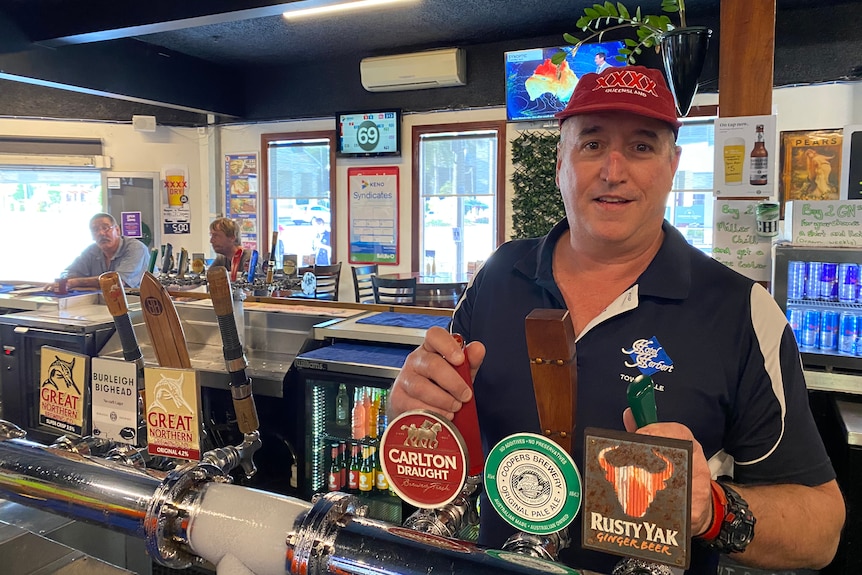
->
[209, 217, 251, 276]
[51, 213, 149, 289]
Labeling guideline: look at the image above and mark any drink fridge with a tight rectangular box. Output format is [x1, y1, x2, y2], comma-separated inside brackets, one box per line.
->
[773, 244, 862, 573]
[292, 340, 415, 524]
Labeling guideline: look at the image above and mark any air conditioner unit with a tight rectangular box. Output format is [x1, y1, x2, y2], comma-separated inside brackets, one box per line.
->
[360, 48, 466, 92]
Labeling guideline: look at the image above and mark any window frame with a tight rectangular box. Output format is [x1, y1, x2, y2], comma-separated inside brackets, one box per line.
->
[260, 130, 337, 262]
[411, 120, 507, 273]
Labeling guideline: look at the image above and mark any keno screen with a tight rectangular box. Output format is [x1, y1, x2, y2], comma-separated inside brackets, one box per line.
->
[338, 111, 400, 156]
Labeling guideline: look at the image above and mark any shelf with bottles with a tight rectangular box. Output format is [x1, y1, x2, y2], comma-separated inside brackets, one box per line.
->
[321, 436, 406, 523]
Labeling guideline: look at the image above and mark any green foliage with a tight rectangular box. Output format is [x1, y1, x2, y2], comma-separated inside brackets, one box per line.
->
[551, 0, 685, 65]
[510, 130, 565, 240]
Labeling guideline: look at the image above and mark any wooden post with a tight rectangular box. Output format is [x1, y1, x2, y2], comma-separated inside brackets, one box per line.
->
[718, 0, 777, 117]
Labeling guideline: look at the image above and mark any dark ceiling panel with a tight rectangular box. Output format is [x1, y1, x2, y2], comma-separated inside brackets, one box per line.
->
[0, 0, 858, 124]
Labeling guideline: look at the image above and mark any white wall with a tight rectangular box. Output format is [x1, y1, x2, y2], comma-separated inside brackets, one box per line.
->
[2, 81, 860, 285]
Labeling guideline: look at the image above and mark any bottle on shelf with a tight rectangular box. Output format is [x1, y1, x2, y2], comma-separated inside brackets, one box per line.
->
[338, 440, 348, 491]
[359, 445, 374, 494]
[750, 124, 768, 186]
[335, 383, 350, 427]
[375, 443, 390, 493]
[348, 443, 361, 493]
[377, 389, 389, 439]
[367, 388, 380, 440]
[351, 387, 366, 440]
[327, 443, 340, 492]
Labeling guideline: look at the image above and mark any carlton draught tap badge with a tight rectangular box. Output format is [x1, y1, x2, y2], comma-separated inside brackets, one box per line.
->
[380, 410, 467, 508]
[39, 346, 88, 435]
[582, 428, 693, 569]
[144, 367, 201, 461]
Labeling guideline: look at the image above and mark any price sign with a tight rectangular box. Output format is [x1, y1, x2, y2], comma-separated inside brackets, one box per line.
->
[164, 221, 191, 235]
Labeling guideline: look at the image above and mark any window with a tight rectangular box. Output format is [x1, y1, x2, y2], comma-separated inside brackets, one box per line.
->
[667, 117, 715, 255]
[261, 131, 335, 268]
[413, 121, 506, 277]
[0, 169, 103, 282]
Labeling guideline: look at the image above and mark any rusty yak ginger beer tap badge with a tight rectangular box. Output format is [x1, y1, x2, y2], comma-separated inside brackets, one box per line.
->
[582, 428, 693, 569]
[380, 410, 468, 508]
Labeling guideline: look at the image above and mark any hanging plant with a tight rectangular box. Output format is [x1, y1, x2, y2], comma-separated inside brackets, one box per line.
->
[510, 130, 564, 240]
[551, 0, 686, 65]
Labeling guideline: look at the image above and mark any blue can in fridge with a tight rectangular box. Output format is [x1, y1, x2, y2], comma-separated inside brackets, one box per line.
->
[820, 263, 839, 301]
[806, 262, 823, 300]
[801, 309, 821, 347]
[839, 263, 860, 303]
[839, 313, 858, 354]
[786, 308, 804, 343]
[819, 310, 840, 350]
[787, 261, 807, 300]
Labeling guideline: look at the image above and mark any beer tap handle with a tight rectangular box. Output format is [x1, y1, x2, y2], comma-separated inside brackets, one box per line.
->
[451, 333, 483, 477]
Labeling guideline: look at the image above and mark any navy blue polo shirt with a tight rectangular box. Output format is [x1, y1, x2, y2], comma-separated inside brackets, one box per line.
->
[454, 219, 834, 574]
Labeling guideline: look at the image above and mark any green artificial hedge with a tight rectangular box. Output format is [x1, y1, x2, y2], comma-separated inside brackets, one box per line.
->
[510, 130, 565, 240]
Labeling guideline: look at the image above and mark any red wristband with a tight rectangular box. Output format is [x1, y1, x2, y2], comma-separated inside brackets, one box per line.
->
[700, 480, 727, 541]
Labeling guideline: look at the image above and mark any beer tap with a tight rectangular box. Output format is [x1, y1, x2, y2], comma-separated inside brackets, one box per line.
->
[206, 265, 261, 479]
[397, 332, 483, 539]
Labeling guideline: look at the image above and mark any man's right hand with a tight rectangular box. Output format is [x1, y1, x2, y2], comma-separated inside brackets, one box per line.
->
[388, 326, 486, 421]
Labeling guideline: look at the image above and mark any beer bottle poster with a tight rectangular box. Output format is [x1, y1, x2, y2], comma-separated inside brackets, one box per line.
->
[91, 357, 139, 445]
[714, 114, 777, 198]
[39, 346, 88, 436]
[144, 366, 202, 461]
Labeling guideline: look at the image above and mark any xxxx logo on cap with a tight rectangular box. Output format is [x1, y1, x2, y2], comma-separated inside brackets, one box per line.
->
[594, 68, 659, 97]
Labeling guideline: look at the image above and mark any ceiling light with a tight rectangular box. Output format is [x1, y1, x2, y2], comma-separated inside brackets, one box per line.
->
[282, 0, 415, 19]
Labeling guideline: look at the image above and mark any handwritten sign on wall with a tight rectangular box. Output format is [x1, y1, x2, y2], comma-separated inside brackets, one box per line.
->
[712, 200, 772, 281]
[785, 200, 862, 247]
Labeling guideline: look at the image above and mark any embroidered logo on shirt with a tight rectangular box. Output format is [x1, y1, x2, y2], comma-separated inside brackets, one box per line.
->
[622, 337, 674, 375]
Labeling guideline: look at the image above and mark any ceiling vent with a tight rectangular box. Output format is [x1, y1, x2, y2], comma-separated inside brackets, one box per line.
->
[360, 48, 466, 92]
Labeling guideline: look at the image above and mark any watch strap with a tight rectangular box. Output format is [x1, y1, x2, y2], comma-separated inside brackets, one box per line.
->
[702, 480, 756, 554]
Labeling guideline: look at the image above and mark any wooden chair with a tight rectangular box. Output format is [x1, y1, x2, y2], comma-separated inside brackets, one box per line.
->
[351, 264, 378, 303]
[298, 262, 342, 300]
[371, 275, 417, 306]
[415, 282, 468, 308]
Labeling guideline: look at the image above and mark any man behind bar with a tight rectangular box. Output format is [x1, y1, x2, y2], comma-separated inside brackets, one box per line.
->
[388, 66, 845, 573]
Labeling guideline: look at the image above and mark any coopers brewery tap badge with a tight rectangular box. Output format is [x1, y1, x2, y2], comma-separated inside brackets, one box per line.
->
[144, 367, 201, 461]
[380, 410, 467, 508]
[583, 428, 692, 569]
[484, 432, 582, 535]
[39, 346, 88, 435]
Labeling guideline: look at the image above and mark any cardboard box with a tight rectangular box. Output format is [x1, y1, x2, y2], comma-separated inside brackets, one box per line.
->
[785, 200, 862, 247]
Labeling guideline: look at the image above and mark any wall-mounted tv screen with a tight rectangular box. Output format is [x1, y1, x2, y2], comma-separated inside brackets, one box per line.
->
[336, 109, 401, 157]
[505, 41, 627, 122]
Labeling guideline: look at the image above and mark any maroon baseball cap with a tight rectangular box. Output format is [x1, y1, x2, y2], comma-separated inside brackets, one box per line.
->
[556, 66, 682, 134]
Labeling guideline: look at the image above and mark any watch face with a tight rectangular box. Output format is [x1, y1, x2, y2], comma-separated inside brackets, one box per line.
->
[301, 271, 316, 295]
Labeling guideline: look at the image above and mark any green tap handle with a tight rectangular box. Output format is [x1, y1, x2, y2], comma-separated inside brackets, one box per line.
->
[627, 374, 658, 428]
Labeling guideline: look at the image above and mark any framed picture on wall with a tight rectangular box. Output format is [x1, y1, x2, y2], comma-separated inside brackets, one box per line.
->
[779, 129, 843, 217]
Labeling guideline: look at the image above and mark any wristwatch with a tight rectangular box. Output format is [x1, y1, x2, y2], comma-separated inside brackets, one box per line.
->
[701, 480, 756, 554]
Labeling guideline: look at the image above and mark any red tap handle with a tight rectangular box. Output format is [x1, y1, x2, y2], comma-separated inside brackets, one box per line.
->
[451, 333, 483, 476]
[230, 247, 243, 282]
